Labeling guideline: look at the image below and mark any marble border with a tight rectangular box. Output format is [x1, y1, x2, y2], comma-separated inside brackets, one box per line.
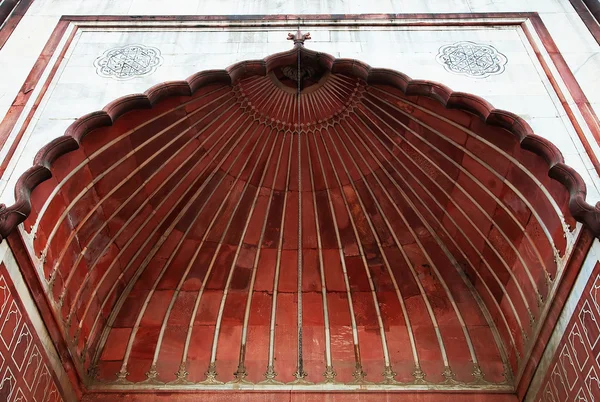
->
[524, 235, 600, 401]
[1, 14, 599, 185]
[0, 237, 78, 401]
[0, 0, 34, 50]
[568, 0, 600, 45]
[523, 16, 600, 178]
[0, 19, 73, 178]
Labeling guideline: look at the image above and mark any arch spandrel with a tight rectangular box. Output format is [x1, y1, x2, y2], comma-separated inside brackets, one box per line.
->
[1, 45, 595, 392]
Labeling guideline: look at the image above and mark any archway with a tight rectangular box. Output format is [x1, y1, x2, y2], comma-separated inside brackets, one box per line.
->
[0, 37, 597, 397]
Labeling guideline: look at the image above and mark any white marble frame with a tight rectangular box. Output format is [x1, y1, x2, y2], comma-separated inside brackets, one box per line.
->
[1, 15, 599, 207]
[0, 14, 597, 394]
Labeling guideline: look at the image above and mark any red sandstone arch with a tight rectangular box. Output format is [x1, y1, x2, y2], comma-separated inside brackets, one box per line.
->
[0, 45, 597, 392]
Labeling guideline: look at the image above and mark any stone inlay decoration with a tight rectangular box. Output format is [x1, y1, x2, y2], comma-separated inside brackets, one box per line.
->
[94, 44, 162, 80]
[436, 41, 507, 78]
[536, 263, 600, 402]
[0, 263, 64, 402]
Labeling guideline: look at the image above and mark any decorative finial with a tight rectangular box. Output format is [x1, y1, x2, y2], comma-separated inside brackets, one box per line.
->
[287, 29, 311, 46]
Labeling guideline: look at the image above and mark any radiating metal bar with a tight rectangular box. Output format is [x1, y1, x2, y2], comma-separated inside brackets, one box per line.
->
[109, 115, 262, 380]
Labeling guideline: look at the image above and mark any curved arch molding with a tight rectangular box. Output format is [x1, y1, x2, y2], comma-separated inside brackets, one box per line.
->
[0, 46, 597, 392]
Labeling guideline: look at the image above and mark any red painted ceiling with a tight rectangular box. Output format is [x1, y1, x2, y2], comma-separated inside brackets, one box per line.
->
[11, 47, 588, 394]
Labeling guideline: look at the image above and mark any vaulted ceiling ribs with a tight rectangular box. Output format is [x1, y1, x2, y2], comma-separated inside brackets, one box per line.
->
[10, 49, 586, 392]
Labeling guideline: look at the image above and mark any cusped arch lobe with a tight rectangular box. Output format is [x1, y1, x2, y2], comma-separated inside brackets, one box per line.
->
[2, 48, 598, 239]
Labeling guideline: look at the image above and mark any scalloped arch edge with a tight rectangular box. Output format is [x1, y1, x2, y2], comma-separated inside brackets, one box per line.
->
[0, 46, 598, 241]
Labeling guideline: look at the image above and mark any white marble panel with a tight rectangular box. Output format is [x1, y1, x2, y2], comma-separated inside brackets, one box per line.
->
[486, 96, 561, 119]
[128, 0, 201, 15]
[541, 12, 600, 54]
[28, 0, 133, 16]
[571, 53, 600, 106]
[0, 15, 59, 115]
[467, 0, 572, 13]
[0, 4, 597, 209]
[396, 0, 472, 13]
[528, 117, 581, 155]
[1, 25, 596, 203]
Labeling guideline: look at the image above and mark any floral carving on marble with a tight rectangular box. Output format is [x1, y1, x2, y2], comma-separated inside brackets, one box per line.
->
[436, 41, 507, 78]
[94, 44, 162, 80]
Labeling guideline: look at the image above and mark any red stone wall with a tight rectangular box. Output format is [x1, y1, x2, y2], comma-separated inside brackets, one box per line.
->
[536, 262, 600, 401]
[0, 262, 65, 401]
